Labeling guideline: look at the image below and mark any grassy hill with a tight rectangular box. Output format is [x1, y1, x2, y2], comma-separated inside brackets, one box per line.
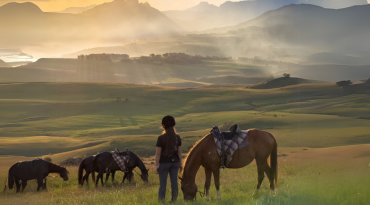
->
[0, 59, 268, 86]
[0, 81, 369, 204]
[0, 82, 369, 158]
[197, 75, 269, 85]
[250, 77, 322, 89]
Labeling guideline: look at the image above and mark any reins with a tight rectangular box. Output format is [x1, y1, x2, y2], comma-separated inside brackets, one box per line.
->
[133, 169, 142, 177]
[197, 187, 206, 198]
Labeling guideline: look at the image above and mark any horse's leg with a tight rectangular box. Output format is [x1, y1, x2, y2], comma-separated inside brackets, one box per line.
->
[85, 172, 90, 185]
[15, 180, 20, 193]
[21, 180, 27, 192]
[100, 172, 104, 186]
[111, 171, 116, 184]
[128, 171, 133, 183]
[96, 172, 103, 187]
[105, 171, 110, 183]
[204, 168, 212, 201]
[43, 178, 47, 191]
[82, 172, 87, 185]
[263, 161, 275, 194]
[37, 178, 43, 191]
[213, 169, 221, 200]
[254, 159, 266, 196]
[121, 172, 127, 184]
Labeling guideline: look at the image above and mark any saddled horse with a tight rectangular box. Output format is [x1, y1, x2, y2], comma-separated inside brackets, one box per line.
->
[92, 151, 149, 187]
[7, 159, 69, 192]
[179, 128, 277, 201]
[78, 155, 134, 186]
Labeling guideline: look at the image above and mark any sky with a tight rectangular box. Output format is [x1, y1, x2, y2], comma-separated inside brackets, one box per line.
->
[0, 0, 228, 12]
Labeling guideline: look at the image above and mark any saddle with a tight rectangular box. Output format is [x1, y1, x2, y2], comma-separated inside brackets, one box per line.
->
[221, 124, 240, 140]
[211, 124, 241, 168]
[110, 148, 130, 172]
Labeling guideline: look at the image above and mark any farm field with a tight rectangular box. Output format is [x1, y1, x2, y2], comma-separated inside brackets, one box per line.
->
[0, 82, 369, 204]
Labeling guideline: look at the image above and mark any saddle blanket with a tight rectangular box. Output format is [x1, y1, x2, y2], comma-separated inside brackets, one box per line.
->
[211, 127, 249, 166]
[111, 151, 130, 172]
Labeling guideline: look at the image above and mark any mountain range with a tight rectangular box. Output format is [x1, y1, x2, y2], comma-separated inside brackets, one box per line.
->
[164, 0, 368, 31]
[0, 59, 8, 67]
[207, 3, 370, 57]
[0, 0, 180, 57]
[65, 3, 370, 64]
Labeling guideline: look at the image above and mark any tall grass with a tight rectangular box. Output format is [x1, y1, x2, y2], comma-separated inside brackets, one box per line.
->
[1, 158, 369, 205]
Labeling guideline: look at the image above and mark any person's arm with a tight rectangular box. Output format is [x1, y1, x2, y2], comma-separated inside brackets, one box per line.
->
[178, 146, 183, 173]
[155, 147, 161, 174]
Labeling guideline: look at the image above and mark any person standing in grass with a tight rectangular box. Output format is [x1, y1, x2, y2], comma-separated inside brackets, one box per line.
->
[155, 115, 183, 203]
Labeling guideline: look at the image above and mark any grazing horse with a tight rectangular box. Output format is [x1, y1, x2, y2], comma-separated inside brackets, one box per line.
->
[179, 128, 277, 201]
[92, 151, 149, 187]
[78, 156, 95, 186]
[78, 155, 134, 186]
[8, 159, 69, 192]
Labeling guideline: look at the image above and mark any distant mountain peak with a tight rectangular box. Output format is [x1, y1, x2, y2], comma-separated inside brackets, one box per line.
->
[187, 1, 218, 12]
[59, 4, 97, 14]
[0, 2, 43, 13]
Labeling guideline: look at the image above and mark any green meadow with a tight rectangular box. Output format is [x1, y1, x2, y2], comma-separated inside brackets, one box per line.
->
[0, 81, 370, 204]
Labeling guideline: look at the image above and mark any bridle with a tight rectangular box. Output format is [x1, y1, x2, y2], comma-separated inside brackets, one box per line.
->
[183, 183, 205, 201]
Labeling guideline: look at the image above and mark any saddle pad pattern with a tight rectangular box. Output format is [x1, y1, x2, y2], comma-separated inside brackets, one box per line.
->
[214, 130, 249, 165]
[112, 152, 129, 172]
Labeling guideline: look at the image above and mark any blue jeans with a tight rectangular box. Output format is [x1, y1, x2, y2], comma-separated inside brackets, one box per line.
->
[158, 162, 180, 202]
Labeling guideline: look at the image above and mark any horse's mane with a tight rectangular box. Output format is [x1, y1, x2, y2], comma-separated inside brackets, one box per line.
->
[126, 151, 147, 171]
[182, 133, 211, 174]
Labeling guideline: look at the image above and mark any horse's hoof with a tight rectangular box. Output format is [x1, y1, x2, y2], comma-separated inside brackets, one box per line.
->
[270, 190, 276, 196]
[253, 189, 259, 196]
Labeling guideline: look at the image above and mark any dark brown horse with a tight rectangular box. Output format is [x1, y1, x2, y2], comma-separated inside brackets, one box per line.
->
[78, 155, 134, 186]
[179, 128, 277, 201]
[8, 159, 69, 192]
[92, 151, 149, 187]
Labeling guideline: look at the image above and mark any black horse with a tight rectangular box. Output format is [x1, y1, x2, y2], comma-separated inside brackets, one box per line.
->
[92, 151, 149, 187]
[78, 155, 132, 186]
[8, 159, 68, 192]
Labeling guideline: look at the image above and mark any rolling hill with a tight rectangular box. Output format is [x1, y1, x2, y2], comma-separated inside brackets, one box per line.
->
[250, 76, 322, 89]
[290, 64, 370, 82]
[0, 57, 267, 86]
[305, 52, 370, 65]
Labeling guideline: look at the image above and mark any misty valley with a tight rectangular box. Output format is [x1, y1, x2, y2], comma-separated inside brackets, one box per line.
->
[1, 0, 370, 205]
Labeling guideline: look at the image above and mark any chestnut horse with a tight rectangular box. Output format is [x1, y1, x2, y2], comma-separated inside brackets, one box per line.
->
[179, 128, 277, 201]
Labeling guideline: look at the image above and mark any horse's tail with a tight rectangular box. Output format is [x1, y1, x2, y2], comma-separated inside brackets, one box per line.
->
[8, 168, 14, 190]
[78, 159, 85, 185]
[92, 155, 99, 183]
[270, 136, 278, 187]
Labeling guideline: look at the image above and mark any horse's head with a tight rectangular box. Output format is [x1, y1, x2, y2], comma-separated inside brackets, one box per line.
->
[60, 167, 69, 181]
[141, 168, 149, 183]
[179, 176, 197, 201]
